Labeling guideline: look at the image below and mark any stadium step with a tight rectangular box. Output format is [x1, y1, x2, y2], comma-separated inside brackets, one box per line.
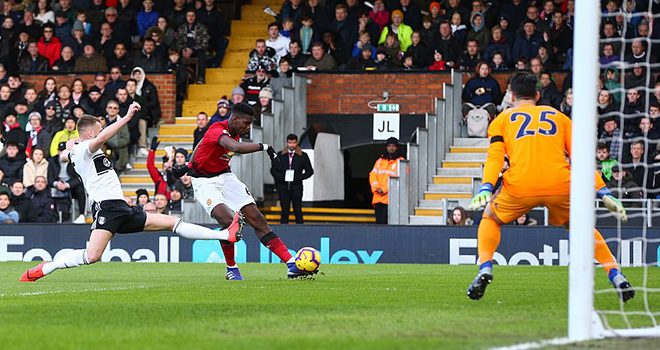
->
[428, 184, 472, 192]
[419, 198, 472, 208]
[436, 168, 482, 177]
[433, 176, 473, 184]
[414, 208, 443, 216]
[159, 124, 196, 135]
[175, 117, 197, 124]
[183, 101, 218, 117]
[226, 37, 264, 53]
[158, 135, 194, 142]
[444, 153, 487, 161]
[450, 146, 488, 153]
[240, 5, 280, 22]
[231, 21, 270, 37]
[250, 0, 283, 6]
[206, 68, 246, 83]
[442, 161, 484, 168]
[453, 138, 489, 147]
[409, 215, 444, 225]
[424, 192, 473, 200]
[222, 52, 250, 69]
[188, 84, 238, 100]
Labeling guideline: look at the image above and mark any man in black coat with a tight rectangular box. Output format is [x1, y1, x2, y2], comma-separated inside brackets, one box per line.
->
[270, 134, 314, 224]
[0, 142, 25, 184]
[9, 180, 31, 222]
[25, 176, 57, 223]
[48, 142, 86, 223]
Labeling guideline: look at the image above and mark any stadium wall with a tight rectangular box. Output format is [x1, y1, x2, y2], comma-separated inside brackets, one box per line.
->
[20, 73, 176, 123]
[1, 225, 656, 267]
[304, 72, 569, 115]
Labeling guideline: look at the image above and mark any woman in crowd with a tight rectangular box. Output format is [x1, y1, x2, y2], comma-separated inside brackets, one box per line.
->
[447, 207, 472, 226]
[462, 61, 502, 106]
[23, 147, 48, 188]
[33, 0, 54, 24]
[70, 79, 87, 106]
[156, 16, 175, 47]
[131, 67, 161, 127]
[37, 77, 57, 107]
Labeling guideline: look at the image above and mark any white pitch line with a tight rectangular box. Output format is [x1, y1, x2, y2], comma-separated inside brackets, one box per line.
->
[489, 337, 577, 350]
[0, 285, 149, 298]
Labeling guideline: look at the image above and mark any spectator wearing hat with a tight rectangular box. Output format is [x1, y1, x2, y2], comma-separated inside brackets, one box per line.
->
[26, 112, 52, 157]
[512, 19, 543, 64]
[352, 31, 376, 59]
[37, 23, 62, 66]
[131, 67, 161, 126]
[253, 87, 273, 124]
[147, 137, 171, 199]
[374, 48, 393, 70]
[240, 66, 271, 107]
[74, 41, 108, 72]
[498, 1, 526, 32]
[136, 188, 150, 208]
[346, 43, 377, 70]
[54, 11, 73, 40]
[174, 10, 210, 84]
[304, 42, 338, 70]
[193, 112, 209, 149]
[166, 147, 188, 187]
[79, 86, 107, 117]
[210, 97, 230, 126]
[52, 46, 76, 72]
[379, 10, 413, 52]
[266, 22, 290, 62]
[606, 166, 642, 206]
[270, 133, 313, 224]
[167, 183, 183, 212]
[42, 101, 63, 136]
[497, 15, 516, 47]
[0, 142, 26, 184]
[18, 41, 49, 72]
[14, 100, 30, 130]
[2, 114, 27, 151]
[48, 141, 85, 223]
[369, 137, 404, 224]
[230, 87, 245, 106]
[428, 50, 448, 70]
[63, 20, 87, 58]
[49, 116, 78, 157]
[23, 148, 49, 188]
[247, 39, 278, 73]
[599, 116, 622, 161]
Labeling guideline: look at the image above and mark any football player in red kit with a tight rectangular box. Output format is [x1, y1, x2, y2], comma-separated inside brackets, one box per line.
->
[175, 102, 314, 279]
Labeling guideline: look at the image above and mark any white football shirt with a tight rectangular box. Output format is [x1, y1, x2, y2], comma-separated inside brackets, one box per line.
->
[69, 140, 124, 203]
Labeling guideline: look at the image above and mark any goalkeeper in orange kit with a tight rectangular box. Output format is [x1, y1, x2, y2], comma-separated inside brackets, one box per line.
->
[467, 73, 635, 302]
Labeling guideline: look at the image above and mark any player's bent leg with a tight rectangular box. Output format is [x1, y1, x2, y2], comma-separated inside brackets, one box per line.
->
[593, 229, 635, 302]
[20, 229, 113, 282]
[144, 213, 242, 242]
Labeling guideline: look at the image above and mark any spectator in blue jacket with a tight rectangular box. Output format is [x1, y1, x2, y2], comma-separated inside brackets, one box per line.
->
[512, 19, 543, 63]
[137, 0, 159, 38]
[0, 192, 19, 223]
[462, 61, 502, 106]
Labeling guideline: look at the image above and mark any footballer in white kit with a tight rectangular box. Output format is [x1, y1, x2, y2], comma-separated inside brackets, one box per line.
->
[20, 102, 243, 282]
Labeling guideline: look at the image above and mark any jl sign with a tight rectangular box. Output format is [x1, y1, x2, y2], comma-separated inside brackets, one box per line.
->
[373, 113, 400, 140]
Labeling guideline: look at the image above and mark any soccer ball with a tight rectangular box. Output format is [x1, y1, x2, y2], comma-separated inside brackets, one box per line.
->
[295, 247, 321, 272]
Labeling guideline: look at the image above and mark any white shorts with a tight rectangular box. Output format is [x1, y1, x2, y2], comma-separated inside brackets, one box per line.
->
[191, 172, 255, 217]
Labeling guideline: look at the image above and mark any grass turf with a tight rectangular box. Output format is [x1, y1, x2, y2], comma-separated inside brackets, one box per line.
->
[0, 263, 658, 350]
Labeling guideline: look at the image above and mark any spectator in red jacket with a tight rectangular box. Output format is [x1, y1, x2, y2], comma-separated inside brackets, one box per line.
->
[146, 136, 171, 199]
[37, 23, 61, 66]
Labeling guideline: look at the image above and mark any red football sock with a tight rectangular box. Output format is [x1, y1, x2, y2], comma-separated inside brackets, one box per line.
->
[260, 232, 293, 263]
[221, 242, 236, 266]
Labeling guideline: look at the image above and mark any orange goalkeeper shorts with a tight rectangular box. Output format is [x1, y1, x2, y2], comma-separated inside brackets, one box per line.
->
[489, 187, 570, 226]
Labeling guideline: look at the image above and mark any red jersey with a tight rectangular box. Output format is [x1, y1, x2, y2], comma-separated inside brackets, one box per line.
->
[191, 120, 239, 176]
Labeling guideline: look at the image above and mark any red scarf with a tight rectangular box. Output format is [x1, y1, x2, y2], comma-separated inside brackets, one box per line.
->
[26, 126, 42, 157]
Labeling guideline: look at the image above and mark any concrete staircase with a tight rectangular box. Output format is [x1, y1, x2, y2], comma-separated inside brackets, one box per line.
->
[118, 0, 276, 199]
[409, 138, 488, 225]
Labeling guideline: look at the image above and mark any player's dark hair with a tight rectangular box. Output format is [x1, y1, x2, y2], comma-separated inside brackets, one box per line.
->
[77, 114, 101, 134]
[231, 102, 255, 119]
[597, 142, 610, 152]
[287, 134, 298, 141]
[510, 72, 538, 100]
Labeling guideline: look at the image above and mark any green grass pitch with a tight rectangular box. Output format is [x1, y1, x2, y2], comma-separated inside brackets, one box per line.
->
[0, 263, 658, 350]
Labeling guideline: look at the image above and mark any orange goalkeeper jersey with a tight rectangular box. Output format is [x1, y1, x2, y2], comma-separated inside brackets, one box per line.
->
[483, 104, 605, 197]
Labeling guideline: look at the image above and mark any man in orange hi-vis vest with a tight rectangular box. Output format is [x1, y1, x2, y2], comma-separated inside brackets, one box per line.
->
[369, 137, 404, 224]
[466, 72, 635, 303]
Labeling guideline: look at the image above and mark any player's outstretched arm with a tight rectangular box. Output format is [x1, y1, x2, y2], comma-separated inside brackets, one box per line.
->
[219, 136, 265, 154]
[469, 137, 506, 210]
[88, 102, 141, 153]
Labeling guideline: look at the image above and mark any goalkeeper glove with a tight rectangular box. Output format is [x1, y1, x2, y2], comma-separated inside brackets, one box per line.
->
[469, 183, 494, 210]
[598, 188, 627, 223]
